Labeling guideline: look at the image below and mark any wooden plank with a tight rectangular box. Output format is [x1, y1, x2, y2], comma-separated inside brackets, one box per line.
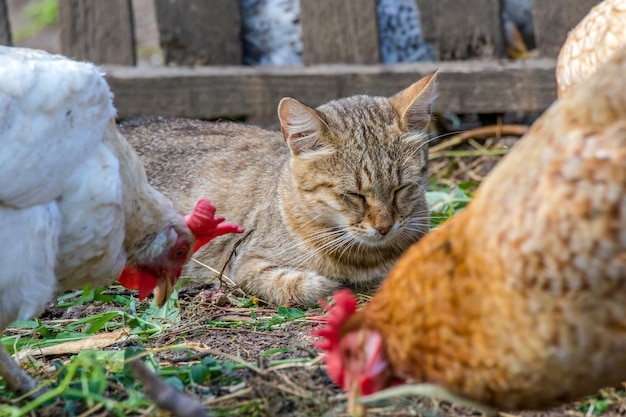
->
[415, 0, 504, 60]
[103, 59, 557, 120]
[301, 0, 380, 64]
[154, 0, 241, 65]
[0, 0, 11, 46]
[532, 0, 602, 58]
[58, 0, 136, 65]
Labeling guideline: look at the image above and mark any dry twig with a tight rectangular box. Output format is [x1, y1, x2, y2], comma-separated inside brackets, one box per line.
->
[131, 360, 211, 417]
[429, 124, 528, 154]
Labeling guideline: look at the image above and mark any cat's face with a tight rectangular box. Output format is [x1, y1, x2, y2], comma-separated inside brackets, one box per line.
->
[278, 72, 437, 260]
[288, 102, 430, 253]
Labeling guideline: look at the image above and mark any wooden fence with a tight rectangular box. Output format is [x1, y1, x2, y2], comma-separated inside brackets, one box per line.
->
[0, 0, 602, 120]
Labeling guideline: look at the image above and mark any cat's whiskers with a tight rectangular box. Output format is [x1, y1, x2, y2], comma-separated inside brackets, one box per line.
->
[403, 130, 464, 165]
[405, 211, 431, 229]
[400, 127, 430, 147]
[400, 224, 430, 238]
[286, 228, 359, 270]
[419, 130, 464, 152]
[302, 236, 350, 262]
[337, 234, 362, 261]
[270, 227, 348, 268]
[392, 209, 430, 248]
[301, 228, 353, 257]
[396, 223, 430, 249]
[310, 202, 433, 260]
[298, 227, 346, 248]
[268, 213, 331, 258]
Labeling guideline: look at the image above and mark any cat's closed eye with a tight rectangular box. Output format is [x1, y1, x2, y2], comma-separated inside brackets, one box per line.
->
[345, 192, 366, 205]
[392, 184, 417, 205]
[393, 184, 411, 194]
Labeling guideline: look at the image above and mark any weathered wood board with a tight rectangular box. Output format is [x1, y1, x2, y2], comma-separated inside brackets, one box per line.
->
[103, 59, 557, 120]
[301, 0, 380, 64]
[154, 0, 241, 65]
[58, 0, 136, 65]
[0, 0, 10, 46]
[416, 0, 504, 60]
[532, 0, 603, 57]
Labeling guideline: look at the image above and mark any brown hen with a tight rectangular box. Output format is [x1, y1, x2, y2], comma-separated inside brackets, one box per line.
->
[315, 44, 626, 412]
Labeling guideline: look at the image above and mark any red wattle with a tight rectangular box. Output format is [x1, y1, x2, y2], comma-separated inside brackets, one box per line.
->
[118, 267, 139, 289]
[137, 268, 157, 300]
[118, 267, 158, 300]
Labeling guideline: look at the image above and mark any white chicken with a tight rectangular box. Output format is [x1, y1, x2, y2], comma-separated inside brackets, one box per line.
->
[0, 46, 242, 394]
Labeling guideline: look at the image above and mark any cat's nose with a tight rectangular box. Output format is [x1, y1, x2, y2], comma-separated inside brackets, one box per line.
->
[375, 223, 392, 235]
[374, 222, 393, 236]
[371, 211, 393, 236]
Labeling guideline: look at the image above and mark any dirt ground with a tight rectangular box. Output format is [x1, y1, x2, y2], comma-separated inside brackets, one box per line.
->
[18, 274, 624, 417]
[36, 284, 342, 417]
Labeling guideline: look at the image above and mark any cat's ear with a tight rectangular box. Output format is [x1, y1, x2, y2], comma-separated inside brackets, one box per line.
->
[389, 71, 438, 131]
[278, 97, 328, 156]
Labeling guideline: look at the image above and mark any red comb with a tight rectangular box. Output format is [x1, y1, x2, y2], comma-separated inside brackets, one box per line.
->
[311, 289, 358, 387]
[312, 289, 358, 350]
[185, 199, 244, 253]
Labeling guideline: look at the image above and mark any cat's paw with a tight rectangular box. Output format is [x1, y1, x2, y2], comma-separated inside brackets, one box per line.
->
[253, 270, 342, 307]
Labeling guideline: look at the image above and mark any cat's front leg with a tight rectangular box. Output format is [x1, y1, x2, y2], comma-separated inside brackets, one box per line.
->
[233, 260, 342, 306]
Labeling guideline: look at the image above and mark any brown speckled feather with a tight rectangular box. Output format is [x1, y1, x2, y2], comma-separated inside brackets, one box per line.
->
[556, 0, 626, 98]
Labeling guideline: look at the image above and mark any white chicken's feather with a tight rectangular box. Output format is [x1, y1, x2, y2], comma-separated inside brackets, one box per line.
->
[0, 204, 60, 322]
[55, 134, 126, 290]
[0, 46, 115, 208]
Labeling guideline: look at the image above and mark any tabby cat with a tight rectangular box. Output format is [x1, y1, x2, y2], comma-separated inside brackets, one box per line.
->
[121, 72, 437, 306]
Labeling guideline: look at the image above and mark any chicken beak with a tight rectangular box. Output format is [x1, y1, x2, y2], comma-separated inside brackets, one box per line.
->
[347, 378, 365, 417]
[153, 277, 173, 307]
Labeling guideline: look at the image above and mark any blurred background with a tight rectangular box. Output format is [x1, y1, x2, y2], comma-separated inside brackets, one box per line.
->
[7, 0, 162, 64]
[6, 0, 537, 67]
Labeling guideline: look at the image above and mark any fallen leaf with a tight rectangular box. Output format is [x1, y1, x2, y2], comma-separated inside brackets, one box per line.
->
[17, 328, 130, 362]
